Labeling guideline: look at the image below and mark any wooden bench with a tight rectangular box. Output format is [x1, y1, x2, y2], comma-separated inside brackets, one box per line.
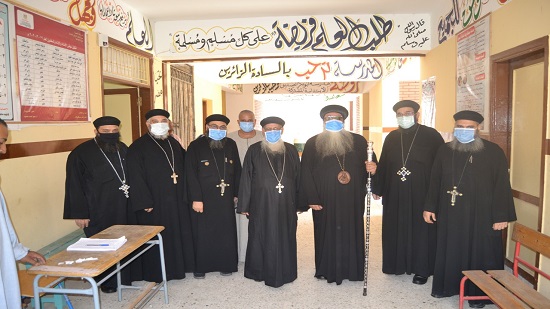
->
[20, 228, 84, 308]
[459, 223, 550, 309]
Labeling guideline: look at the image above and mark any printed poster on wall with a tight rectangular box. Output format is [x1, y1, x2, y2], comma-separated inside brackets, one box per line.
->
[456, 14, 490, 130]
[15, 6, 89, 122]
[0, 3, 13, 120]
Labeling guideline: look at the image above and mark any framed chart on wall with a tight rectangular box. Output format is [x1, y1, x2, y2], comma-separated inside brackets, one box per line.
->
[14, 6, 89, 122]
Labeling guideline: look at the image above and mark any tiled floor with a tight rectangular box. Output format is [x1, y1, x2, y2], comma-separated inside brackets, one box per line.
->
[62, 200, 470, 308]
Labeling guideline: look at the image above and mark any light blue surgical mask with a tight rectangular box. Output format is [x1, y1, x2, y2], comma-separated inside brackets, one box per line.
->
[397, 115, 415, 129]
[239, 121, 254, 133]
[265, 130, 282, 144]
[454, 128, 476, 143]
[325, 120, 344, 132]
[208, 129, 227, 141]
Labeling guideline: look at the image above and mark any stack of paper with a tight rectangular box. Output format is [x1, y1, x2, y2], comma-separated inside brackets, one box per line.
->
[67, 236, 127, 252]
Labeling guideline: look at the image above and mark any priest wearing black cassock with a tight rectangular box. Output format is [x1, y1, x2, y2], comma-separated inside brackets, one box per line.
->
[300, 105, 377, 285]
[126, 109, 195, 282]
[63, 116, 134, 293]
[423, 110, 516, 308]
[237, 116, 300, 288]
[185, 114, 241, 279]
[372, 100, 444, 285]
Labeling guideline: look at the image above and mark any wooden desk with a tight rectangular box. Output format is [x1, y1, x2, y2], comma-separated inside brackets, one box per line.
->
[28, 225, 167, 309]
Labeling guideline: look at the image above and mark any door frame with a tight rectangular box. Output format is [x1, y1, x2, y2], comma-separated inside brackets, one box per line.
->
[490, 36, 548, 285]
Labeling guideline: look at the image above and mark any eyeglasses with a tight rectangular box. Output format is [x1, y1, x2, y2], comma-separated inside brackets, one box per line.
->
[209, 125, 227, 130]
[149, 118, 169, 124]
[324, 115, 343, 121]
[264, 127, 282, 132]
[396, 112, 415, 117]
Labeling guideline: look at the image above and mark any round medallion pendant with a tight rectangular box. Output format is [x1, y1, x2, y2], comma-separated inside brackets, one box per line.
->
[337, 170, 351, 184]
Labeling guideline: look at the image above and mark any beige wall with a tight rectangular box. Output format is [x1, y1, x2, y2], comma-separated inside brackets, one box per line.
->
[4, 32, 103, 250]
[419, 36, 457, 133]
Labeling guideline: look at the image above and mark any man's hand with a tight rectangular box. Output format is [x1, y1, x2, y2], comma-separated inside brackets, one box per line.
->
[309, 204, 323, 211]
[493, 222, 508, 230]
[74, 219, 90, 229]
[372, 194, 381, 200]
[20, 251, 46, 266]
[144, 208, 153, 212]
[365, 161, 377, 175]
[193, 201, 204, 213]
[423, 211, 436, 224]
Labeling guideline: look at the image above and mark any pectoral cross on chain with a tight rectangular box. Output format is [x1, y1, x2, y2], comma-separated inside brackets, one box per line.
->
[276, 182, 284, 193]
[446, 186, 463, 206]
[217, 179, 229, 196]
[171, 172, 178, 184]
[397, 166, 411, 181]
[119, 182, 130, 198]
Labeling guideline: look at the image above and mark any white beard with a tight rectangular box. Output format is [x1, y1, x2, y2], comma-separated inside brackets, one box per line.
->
[448, 137, 485, 153]
[261, 139, 285, 154]
[315, 130, 353, 158]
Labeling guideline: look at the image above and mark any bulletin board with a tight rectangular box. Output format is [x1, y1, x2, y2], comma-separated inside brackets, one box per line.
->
[0, 1, 90, 122]
[15, 6, 89, 121]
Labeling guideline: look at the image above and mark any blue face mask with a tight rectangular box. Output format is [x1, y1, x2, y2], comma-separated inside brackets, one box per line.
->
[454, 128, 476, 143]
[325, 120, 344, 132]
[208, 129, 227, 141]
[397, 115, 415, 129]
[239, 121, 254, 133]
[265, 130, 282, 144]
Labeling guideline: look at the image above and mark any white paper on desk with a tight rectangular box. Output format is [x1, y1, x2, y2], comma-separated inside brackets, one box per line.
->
[67, 236, 127, 251]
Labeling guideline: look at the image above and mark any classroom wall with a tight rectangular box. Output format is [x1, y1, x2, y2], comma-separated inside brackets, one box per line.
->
[3, 32, 104, 250]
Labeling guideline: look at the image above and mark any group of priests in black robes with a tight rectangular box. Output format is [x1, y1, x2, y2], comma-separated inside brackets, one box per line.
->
[64, 106, 515, 305]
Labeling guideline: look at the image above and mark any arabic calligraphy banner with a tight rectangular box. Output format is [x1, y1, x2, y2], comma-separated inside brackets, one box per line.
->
[194, 57, 392, 84]
[15, 0, 154, 53]
[252, 82, 368, 94]
[156, 14, 431, 60]
[15, 6, 89, 121]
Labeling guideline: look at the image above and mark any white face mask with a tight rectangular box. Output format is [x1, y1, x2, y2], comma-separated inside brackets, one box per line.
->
[150, 122, 169, 136]
[397, 115, 415, 129]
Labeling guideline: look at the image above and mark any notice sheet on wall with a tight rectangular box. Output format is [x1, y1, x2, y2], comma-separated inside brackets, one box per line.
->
[15, 6, 88, 122]
[456, 14, 490, 130]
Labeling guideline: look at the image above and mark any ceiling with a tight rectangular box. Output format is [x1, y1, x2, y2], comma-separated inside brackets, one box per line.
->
[124, 0, 445, 22]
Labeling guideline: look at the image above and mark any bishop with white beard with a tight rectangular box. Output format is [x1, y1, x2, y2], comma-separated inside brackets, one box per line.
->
[299, 105, 377, 285]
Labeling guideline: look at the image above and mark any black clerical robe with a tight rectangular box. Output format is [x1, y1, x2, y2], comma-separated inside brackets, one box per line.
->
[63, 139, 138, 286]
[237, 142, 300, 288]
[424, 139, 516, 297]
[127, 134, 195, 282]
[299, 133, 368, 285]
[372, 124, 444, 277]
[185, 136, 241, 274]
[64, 139, 130, 236]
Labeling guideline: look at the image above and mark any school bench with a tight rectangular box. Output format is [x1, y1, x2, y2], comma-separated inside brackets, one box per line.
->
[459, 223, 550, 309]
[20, 228, 84, 308]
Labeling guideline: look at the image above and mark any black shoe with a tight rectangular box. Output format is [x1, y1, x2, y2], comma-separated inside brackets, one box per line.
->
[412, 274, 428, 285]
[220, 272, 232, 276]
[100, 286, 117, 293]
[431, 293, 445, 298]
[315, 275, 326, 280]
[468, 301, 486, 308]
[193, 272, 205, 279]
